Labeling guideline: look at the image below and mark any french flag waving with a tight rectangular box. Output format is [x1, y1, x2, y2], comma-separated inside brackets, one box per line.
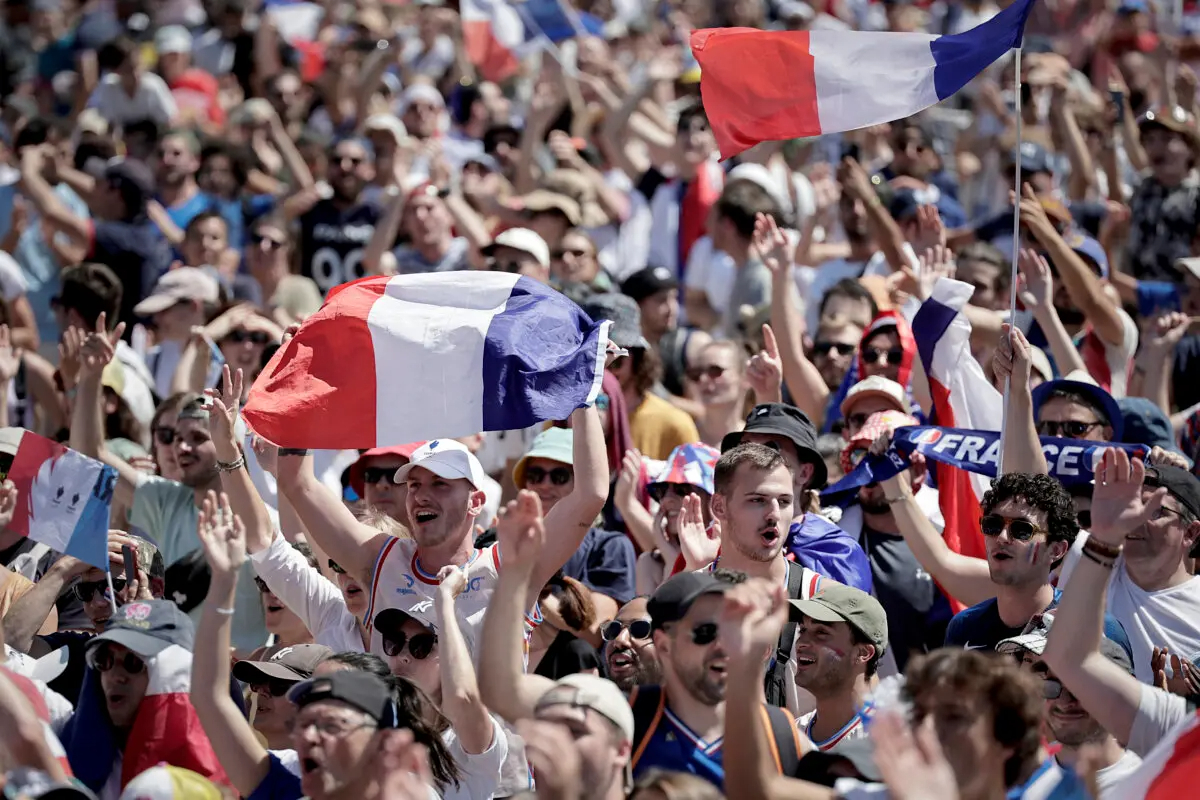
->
[243, 273, 610, 449]
[690, 0, 1036, 158]
[4, 430, 116, 570]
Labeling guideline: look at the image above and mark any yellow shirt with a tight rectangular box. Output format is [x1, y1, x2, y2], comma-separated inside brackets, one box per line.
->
[629, 392, 701, 461]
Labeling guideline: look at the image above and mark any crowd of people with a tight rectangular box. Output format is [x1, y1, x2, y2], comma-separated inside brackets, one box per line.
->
[0, 0, 1200, 798]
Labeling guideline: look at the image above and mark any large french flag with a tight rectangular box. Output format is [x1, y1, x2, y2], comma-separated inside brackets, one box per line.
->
[462, 0, 527, 82]
[1115, 710, 1200, 799]
[690, 0, 1035, 159]
[243, 273, 610, 450]
[4, 430, 116, 570]
[912, 280, 1002, 610]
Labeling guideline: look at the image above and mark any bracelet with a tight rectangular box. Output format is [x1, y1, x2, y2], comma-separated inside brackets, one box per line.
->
[278, 448, 310, 456]
[1080, 547, 1116, 569]
[216, 456, 245, 473]
[884, 494, 911, 504]
[214, 607, 236, 616]
[1082, 537, 1123, 560]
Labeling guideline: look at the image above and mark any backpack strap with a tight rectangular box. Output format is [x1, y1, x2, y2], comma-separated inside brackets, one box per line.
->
[764, 562, 807, 706]
[629, 685, 667, 769]
[760, 704, 803, 777]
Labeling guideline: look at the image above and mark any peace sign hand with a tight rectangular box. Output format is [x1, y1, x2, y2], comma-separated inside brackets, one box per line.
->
[78, 313, 125, 380]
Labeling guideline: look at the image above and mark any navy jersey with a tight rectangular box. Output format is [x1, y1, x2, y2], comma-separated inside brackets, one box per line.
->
[298, 198, 381, 294]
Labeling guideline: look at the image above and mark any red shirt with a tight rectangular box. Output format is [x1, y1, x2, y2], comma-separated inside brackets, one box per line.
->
[168, 69, 225, 125]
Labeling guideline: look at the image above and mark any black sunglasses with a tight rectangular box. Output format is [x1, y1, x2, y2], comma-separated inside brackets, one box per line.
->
[862, 346, 904, 366]
[524, 466, 572, 486]
[361, 467, 403, 487]
[492, 259, 524, 274]
[812, 341, 856, 358]
[328, 559, 346, 575]
[381, 630, 437, 660]
[75, 578, 125, 602]
[91, 645, 145, 674]
[686, 365, 727, 382]
[153, 426, 176, 446]
[1037, 420, 1104, 438]
[647, 483, 699, 502]
[226, 330, 272, 345]
[251, 232, 286, 250]
[252, 678, 296, 698]
[682, 622, 718, 646]
[1042, 677, 1066, 700]
[980, 514, 1048, 542]
[601, 619, 652, 642]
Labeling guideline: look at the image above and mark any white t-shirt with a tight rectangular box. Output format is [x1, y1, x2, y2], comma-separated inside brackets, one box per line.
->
[1129, 682, 1191, 757]
[1059, 535, 1200, 684]
[683, 236, 736, 319]
[86, 72, 177, 126]
[1087, 749, 1143, 799]
[796, 252, 892, 334]
[442, 715, 509, 800]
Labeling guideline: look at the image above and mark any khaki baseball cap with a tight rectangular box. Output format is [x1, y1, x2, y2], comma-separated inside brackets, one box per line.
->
[535, 673, 634, 742]
[789, 580, 888, 656]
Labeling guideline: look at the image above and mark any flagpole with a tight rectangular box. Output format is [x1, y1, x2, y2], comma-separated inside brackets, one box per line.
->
[998, 44, 1023, 476]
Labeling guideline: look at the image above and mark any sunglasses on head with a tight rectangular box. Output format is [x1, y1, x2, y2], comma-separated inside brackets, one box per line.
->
[681, 621, 718, 646]
[251, 232, 286, 250]
[226, 330, 271, 346]
[328, 559, 346, 575]
[252, 678, 297, 698]
[812, 341, 856, 358]
[601, 619, 652, 642]
[686, 365, 726, 382]
[75, 578, 125, 602]
[862, 346, 904, 366]
[153, 426, 176, 446]
[647, 483, 699, 502]
[524, 466, 572, 486]
[381, 630, 437, 660]
[91, 645, 145, 674]
[980, 514, 1048, 541]
[1036, 420, 1103, 438]
[361, 466, 402, 487]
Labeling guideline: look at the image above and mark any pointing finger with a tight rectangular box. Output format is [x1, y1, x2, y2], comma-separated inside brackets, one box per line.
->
[762, 324, 779, 359]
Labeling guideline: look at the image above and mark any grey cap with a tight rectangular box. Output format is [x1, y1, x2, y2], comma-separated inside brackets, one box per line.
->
[85, 599, 195, 660]
[581, 293, 649, 350]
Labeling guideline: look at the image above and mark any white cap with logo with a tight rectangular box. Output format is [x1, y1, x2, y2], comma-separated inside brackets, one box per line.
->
[393, 439, 487, 489]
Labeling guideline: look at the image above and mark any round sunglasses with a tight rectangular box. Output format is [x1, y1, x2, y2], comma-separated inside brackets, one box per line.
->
[382, 630, 437, 660]
[862, 346, 904, 366]
[524, 466, 572, 486]
[980, 514, 1048, 542]
[90, 645, 145, 674]
[601, 619, 652, 642]
[75, 578, 125, 602]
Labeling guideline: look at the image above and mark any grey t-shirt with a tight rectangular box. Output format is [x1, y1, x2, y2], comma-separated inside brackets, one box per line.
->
[392, 236, 471, 274]
[722, 256, 772, 339]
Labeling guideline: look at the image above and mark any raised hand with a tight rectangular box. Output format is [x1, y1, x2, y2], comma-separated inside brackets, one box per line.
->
[676, 493, 719, 569]
[0, 325, 22, 384]
[916, 244, 956, 301]
[58, 327, 83, 388]
[436, 564, 467, 602]
[516, 719, 582, 800]
[251, 434, 279, 477]
[1152, 646, 1200, 697]
[912, 204, 947, 253]
[1089, 448, 1167, 547]
[752, 212, 794, 275]
[77, 313, 125, 379]
[1016, 248, 1054, 314]
[0, 480, 17, 529]
[205, 365, 244, 453]
[377, 729, 435, 800]
[1144, 312, 1191, 355]
[1017, 182, 1054, 241]
[197, 490, 247, 577]
[613, 448, 642, 514]
[719, 578, 787, 663]
[873, 711, 959, 800]
[745, 324, 783, 404]
[495, 490, 545, 574]
[991, 323, 1034, 394]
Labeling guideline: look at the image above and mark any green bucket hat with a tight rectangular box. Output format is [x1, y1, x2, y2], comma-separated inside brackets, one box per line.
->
[512, 427, 574, 487]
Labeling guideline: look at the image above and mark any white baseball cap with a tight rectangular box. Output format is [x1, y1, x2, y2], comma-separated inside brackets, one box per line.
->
[155, 25, 193, 55]
[483, 227, 550, 269]
[840, 375, 907, 418]
[393, 439, 487, 489]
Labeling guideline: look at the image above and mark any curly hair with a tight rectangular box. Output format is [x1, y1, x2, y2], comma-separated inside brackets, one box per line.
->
[981, 472, 1079, 546]
[904, 649, 1044, 789]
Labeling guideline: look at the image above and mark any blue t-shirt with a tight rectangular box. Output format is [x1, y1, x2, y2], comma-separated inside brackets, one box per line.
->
[561, 528, 636, 606]
[90, 218, 173, 327]
[247, 753, 301, 800]
[633, 705, 724, 789]
[945, 589, 1063, 651]
[1008, 758, 1091, 799]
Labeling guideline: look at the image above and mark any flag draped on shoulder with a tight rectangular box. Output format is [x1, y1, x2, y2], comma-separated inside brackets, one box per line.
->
[3, 430, 116, 570]
[243, 273, 610, 449]
[689, 0, 1036, 158]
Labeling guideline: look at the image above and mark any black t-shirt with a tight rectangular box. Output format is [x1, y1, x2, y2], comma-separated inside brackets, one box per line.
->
[36, 630, 94, 704]
[859, 524, 952, 672]
[533, 630, 602, 681]
[1173, 334, 1200, 411]
[89, 218, 173, 328]
[298, 198, 382, 295]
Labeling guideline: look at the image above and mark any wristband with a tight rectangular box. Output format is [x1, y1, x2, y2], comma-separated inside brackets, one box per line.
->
[214, 607, 236, 616]
[216, 456, 245, 473]
[1080, 547, 1116, 569]
[1082, 537, 1123, 561]
[279, 448, 310, 456]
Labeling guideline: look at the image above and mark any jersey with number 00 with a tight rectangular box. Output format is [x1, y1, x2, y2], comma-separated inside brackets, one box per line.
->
[299, 198, 381, 294]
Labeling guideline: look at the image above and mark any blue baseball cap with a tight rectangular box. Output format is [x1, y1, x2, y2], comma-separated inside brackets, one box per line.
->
[1032, 370, 1123, 442]
[1119, 397, 1192, 467]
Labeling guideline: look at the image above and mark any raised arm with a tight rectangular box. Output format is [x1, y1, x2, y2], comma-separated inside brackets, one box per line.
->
[1014, 249, 1086, 381]
[18, 146, 90, 249]
[991, 324, 1049, 476]
[191, 493, 273, 796]
[478, 491, 557, 725]
[434, 565, 495, 755]
[3, 554, 90, 652]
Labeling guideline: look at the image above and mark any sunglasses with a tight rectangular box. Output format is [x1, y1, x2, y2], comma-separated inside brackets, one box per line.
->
[328, 559, 346, 575]
[552, 247, 591, 259]
[980, 514, 1048, 542]
[1042, 677, 1066, 700]
[361, 466, 402, 487]
[251, 233, 286, 250]
[601, 619, 652, 642]
[685, 622, 719, 646]
[647, 483, 700, 502]
[91, 645, 145, 674]
[252, 679, 296, 698]
[153, 426, 176, 446]
[812, 341, 857, 358]
[493, 259, 525, 274]
[524, 466, 572, 486]
[862, 346, 904, 366]
[686, 365, 727, 382]
[381, 630, 437, 660]
[1036, 420, 1103, 438]
[335, 155, 364, 168]
[225, 330, 272, 345]
[75, 578, 125, 602]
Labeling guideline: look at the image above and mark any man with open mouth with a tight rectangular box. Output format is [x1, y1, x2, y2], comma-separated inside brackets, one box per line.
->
[599, 596, 661, 692]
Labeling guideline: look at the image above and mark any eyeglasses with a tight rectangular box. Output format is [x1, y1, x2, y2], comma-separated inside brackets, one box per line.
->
[225, 330, 272, 345]
[91, 645, 145, 674]
[862, 346, 904, 366]
[524, 466, 573, 486]
[153, 426, 176, 446]
[75, 578, 125, 602]
[677, 621, 718, 646]
[287, 716, 377, 739]
[252, 679, 297, 698]
[686, 365, 727, 382]
[601, 619, 652, 642]
[980, 514, 1048, 542]
[812, 341, 856, 358]
[251, 233, 286, 250]
[1037, 420, 1104, 438]
[647, 483, 700, 502]
[381, 630, 437, 660]
[361, 466, 402, 487]
[328, 559, 346, 575]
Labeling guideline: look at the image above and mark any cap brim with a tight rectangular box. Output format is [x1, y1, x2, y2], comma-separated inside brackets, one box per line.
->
[1031, 379, 1124, 441]
[32, 645, 71, 684]
[132, 292, 180, 316]
[373, 607, 434, 633]
[995, 633, 1048, 657]
[788, 598, 849, 625]
[87, 627, 171, 659]
[393, 459, 477, 487]
[232, 659, 306, 684]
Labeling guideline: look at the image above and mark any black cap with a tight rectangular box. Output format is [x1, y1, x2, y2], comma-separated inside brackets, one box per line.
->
[287, 671, 399, 729]
[85, 599, 195, 661]
[721, 403, 828, 489]
[163, 548, 211, 614]
[648, 572, 731, 631]
[102, 157, 155, 214]
[1144, 465, 1200, 520]
[620, 265, 679, 303]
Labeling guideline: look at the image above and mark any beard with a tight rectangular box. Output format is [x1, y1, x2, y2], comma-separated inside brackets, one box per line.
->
[859, 485, 889, 515]
[674, 654, 726, 706]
